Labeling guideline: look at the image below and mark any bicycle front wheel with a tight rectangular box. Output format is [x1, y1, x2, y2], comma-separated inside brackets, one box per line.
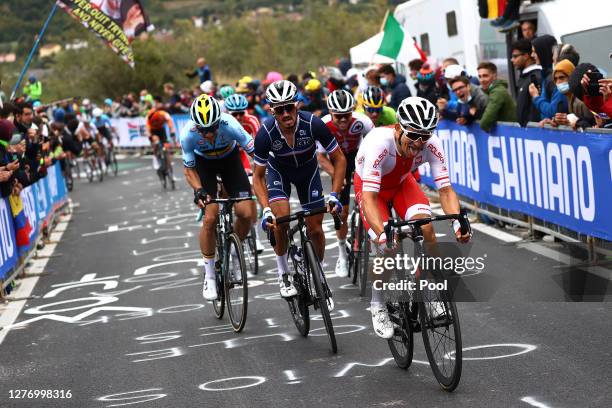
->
[225, 233, 248, 332]
[304, 241, 337, 353]
[244, 226, 259, 275]
[358, 222, 369, 297]
[386, 300, 414, 369]
[419, 282, 462, 391]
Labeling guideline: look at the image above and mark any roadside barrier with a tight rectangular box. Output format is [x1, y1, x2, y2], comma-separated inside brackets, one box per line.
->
[0, 162, 69, 297]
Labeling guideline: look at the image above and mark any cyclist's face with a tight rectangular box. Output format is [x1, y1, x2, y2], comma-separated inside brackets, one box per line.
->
[395, 125, 426, 157]
[365, 107, 381, 122]
[331, 112, 351, 131]
[273, 103, 297, 128]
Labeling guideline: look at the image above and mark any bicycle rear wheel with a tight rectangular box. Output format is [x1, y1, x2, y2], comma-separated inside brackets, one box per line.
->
[110, 149, 119, 176]
[304, 241, 337, 353]
[419, 280, 462, 391]
[85, 159, 94, 183]
[358, 223, 369, 297]
[225, 233, 248, 332]
[97, 157, 104, 182]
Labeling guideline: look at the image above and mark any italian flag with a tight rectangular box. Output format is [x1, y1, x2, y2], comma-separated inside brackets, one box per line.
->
[376, 12, 427, 63]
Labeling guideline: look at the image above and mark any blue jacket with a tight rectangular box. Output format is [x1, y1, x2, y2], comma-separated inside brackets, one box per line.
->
[533, 80, 568, 119]
[388, 74, 411, 110]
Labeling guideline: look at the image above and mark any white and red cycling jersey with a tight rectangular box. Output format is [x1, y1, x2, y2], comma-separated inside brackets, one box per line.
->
[238, 112, 260, 175]
[354, 127, 450, 236]
[355, 127, 450, 193]
[321, 111, 374, 154]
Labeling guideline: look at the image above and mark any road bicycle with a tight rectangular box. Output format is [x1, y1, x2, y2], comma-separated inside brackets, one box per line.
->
[102, 138, 119, 176]
[267, 207, 341, 353]
[156, 142, 175, 190]
[197, 196, 254, 332]
[347, 199, 368, 296]
[82, 143, 104, 183]
[244, 226, 259, 276]
[382, 209, 471, 392]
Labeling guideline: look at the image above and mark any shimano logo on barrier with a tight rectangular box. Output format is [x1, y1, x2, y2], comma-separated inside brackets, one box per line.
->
[434, 129, 480, 191]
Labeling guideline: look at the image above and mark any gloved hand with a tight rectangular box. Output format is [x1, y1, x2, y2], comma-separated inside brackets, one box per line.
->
[261, 207, 275, 231]
[327, 192, 343, 214]
[194, 188, 207, 207]
[374, 231, 396, 256]
[452, 220, 471, 243]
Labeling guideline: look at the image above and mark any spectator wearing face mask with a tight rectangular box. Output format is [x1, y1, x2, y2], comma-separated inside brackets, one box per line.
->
[530, 38, 568, 120]
[415, 64, 439, 105]
[477, 62, 517, 132]
[377, 65, 411, 110]
[438, 76, 488, 125]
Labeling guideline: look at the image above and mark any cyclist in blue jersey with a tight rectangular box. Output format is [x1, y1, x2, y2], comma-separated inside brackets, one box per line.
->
[252, 80, 347, 299]
[180, 94, 256, 301]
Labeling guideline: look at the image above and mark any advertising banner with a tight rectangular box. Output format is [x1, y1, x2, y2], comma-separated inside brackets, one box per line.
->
[0, 198, 18, 280]
[56, 0, 153, 67]
[419, 121, 612, 241]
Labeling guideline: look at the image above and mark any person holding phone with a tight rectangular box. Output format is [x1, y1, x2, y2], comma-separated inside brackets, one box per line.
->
[580, 70, 612, 120]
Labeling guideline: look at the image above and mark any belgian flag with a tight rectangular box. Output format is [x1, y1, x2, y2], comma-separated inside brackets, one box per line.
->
[478, 0, 508, 19]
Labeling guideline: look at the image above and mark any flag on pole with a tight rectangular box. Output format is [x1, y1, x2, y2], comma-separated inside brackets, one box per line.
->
[376, 13, 426, 64]
[478, 0, 508, 19]
[55, 0, 154, 67]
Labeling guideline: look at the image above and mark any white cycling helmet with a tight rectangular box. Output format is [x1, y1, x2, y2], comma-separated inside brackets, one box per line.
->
[190, 94, 222, 128]
[265, 80, 297, 106]
[92, 107, 103, 118]
[396, 96, 439, 135]
[326, 89, 355, 113]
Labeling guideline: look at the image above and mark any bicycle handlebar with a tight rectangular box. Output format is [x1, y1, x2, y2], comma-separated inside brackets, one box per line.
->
[195, 196, 256, 222]
[266, 207, 342, 247]
[383, 208, 471, 248]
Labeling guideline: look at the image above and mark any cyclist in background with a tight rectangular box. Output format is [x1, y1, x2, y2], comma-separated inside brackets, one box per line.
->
[318, 90, 374, 277]
[146, 98, 177, 174]
[218, 85, 235, 112]
[357, 86, 398, 127]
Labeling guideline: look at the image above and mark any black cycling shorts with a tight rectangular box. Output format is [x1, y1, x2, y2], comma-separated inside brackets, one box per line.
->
[195, 147, 251, 199]
[340, 150, 357, 206]
[150, 127, 168, 144]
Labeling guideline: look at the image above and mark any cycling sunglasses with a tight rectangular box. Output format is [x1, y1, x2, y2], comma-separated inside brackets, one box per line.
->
[365, 106, 382, 114]
[272, 103, 296, 115]
[332, 112, 352, 120]
[400, 125, 432, 143]
[230, 111, 246, 118]
[196, 122, 220, 134]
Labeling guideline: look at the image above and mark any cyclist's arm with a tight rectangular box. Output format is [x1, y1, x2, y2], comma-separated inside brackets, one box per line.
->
[165, 113, 176, 137]
[312, 115, 345, 194]
[439, 186, 460, 215]
[328, 149, 346, 194]
[252, 164, 269, 209]
[362, 190, 385, 238]
[317, 152, 334, 178]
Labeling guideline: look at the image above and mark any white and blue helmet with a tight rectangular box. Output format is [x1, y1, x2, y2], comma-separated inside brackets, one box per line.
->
[224, 94, 249, 112]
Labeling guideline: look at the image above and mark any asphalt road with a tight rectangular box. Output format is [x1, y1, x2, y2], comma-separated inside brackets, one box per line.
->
[0, 157, 610, 408]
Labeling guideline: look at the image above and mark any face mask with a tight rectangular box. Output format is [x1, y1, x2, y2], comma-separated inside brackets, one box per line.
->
[380, 77, 388, 86]
[457, 95, 473, 104]
[557, 82, 570, 94]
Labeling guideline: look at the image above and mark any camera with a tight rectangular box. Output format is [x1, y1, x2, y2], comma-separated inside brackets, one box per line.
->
[586, 71, 603, 96]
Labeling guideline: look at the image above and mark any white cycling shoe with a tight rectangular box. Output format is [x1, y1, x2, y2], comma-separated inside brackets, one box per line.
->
[202, 278, 218, 301]
[279, 274, 298, 298]
[335, 258, 349, 278]
[371, 304, 395, 339]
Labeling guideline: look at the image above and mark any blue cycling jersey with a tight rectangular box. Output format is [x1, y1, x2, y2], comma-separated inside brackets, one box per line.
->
[180, 112, 255, 167]
[93, 114, 112, 129]
[254, 111, 339, 168]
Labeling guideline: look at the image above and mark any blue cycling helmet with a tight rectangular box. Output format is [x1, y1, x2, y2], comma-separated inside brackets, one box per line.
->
[104, 98, 113, 106]
[53, 107, 66, 123]
[224, 94, 249, 112]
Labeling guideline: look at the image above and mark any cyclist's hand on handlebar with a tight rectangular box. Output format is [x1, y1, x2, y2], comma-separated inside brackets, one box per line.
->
[375, 231, 397, 256]
[194, 188, 209, 209]
[261, 207, 276, 231]
[326, 192, 342, 214]
[453, 220, 471, 243]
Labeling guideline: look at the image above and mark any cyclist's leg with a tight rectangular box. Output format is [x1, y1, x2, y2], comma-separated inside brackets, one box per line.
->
[195, 155, 222, 280]
[219, 148, 254, 240]
[335, 151, 356, 272]
[295, 160, 326, 261]
[392, 173, 434, 247]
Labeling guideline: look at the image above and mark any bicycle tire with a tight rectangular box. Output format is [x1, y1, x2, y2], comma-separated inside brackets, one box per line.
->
[245, 227, 259, 275]
[348, 209, 357, 281]
[97, 158, 104, 182]
[111, 150, 119, 176]
[86, 160, 94, 183]
[419, 280, 462, 391]
[387, 300, 414, 369]
[352, 215, 362, 285]
[225, 233, 248, 332]
[288, 249, 310, 337]
[304, 241, 337, 353]
[359, 223, 369, 297]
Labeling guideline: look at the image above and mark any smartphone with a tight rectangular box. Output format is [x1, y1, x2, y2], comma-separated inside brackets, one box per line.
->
[530, 73, 541, 94]
[587, 71, 603, 96]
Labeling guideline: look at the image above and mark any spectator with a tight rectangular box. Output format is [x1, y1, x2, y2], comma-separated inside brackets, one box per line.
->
[416, 64, 439, 105]
[532, 35, 557, 79]
[477, 62, 517, 132]
[553, 43, 580, 66]
[0, 119, 23, 198]
[438, 76, 487, 125]
[23, 75, 42, 103]
[163, 83, 183, 113]
[544, 61, 595, 129]
[408, 59, 425, 82]
[521, 20, 537, 41]
[378, 64, 411, 110]
[186, 57, 212, 84]
[579, 72, 612, 120]
[302, 79, 327, 116]
[511, 39, 543, 126]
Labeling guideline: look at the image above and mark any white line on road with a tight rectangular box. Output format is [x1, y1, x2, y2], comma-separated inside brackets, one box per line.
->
[521, 396, 552, 408]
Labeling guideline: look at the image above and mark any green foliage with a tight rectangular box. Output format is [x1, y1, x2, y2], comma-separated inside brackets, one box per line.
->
[6, 0, 390, 102]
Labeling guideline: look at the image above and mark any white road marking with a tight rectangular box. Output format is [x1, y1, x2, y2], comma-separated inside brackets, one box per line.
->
[82, 225, 144, 237]
[521, 396, 552, 408]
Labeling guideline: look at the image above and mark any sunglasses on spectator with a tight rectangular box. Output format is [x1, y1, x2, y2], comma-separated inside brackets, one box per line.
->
[332, 112, 352, 120]
[272, 104, 296, 115]
[365, 107, 382, 114]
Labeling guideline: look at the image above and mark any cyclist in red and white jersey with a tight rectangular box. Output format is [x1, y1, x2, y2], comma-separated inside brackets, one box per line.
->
[354, 96, 471, 339]
[318, 90, 374, 277]
[225, 94, 260, 175]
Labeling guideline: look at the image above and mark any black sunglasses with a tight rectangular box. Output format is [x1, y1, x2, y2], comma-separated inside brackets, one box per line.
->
[272, 104, 296, 115]
[365, 107, 382, 113]
[230, 111, 246, 117]
[332, 112, 352, 120]
[197, 122, 219, 134]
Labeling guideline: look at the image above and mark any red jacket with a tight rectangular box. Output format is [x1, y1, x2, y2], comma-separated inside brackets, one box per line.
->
[583, 94, 612, 118]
